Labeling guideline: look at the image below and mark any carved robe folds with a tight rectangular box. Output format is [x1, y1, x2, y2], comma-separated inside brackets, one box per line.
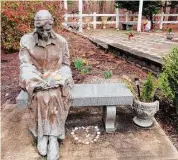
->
[19, 31, 74, 139]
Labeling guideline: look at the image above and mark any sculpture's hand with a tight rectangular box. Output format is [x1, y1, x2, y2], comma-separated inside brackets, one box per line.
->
[47, 77, 56, 88]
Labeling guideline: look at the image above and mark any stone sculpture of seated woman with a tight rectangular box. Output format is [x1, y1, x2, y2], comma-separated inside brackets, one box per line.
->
[19, 10, 74, 160]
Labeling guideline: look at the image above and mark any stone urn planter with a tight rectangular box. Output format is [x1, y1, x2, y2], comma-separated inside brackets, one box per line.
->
[101, 17, 108, 29]
[132, 99, 159, 127]
[166, 33, 174, 40]
[166, 28, 174, 40]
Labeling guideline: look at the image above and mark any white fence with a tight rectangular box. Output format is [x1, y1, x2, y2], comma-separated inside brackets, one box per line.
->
[64, 11, 178, 30]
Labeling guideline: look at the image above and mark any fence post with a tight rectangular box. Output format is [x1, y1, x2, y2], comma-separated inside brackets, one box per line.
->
[93, 12, 96, 29]
[116, 8, 119, 29]
[64, 0, 68, 25]
[160, 11, 164, 30]
[125, 11, 129, 22]
[78, 0, 83, 32]
[137, 0, 143, 32]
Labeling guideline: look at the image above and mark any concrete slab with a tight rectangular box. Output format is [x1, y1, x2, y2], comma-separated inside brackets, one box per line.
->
[2, 104, 178, 160]
[81, 29, 178, 65]
[62, 106, 178, 160]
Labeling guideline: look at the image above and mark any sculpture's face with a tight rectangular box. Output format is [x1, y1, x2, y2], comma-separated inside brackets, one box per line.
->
[36, 22, 53, 41]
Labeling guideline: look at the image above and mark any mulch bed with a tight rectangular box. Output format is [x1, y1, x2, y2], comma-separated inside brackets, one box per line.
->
[1, 30, 178, 150]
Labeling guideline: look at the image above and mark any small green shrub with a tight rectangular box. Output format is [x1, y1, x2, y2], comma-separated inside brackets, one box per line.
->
[158, 47, 178, 112]
[81, 65, 90, 74]
[158, 72, 173, 99]
[73, 58, 83, 72]
[140, 73, 157, 102]
[104, 70, 112, 79]
[73, 57, 90, 74]
[167, 28, 172, 34]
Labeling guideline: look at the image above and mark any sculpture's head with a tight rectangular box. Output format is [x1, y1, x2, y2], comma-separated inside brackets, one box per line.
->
[34, 10, 54, 41]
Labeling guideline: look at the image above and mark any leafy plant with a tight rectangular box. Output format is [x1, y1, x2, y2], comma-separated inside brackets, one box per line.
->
[158, 47, 178, 113]
[81, 65, 90, 74]
[1, 1, 65, 52]
[120, 78, 138, 99]
[104, 70, 112, 79]
[167, 28, 173, 34]
[121, 74, 158, 102]
[158, 72, 173, 99]
[73, 57, 90, 74]
[167, 28, 172, 34]
[140, 73, 157, 102]
[73, 58, 83, 72]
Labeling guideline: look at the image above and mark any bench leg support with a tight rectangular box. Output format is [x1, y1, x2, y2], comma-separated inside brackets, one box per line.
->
[103, 106, 116, 133]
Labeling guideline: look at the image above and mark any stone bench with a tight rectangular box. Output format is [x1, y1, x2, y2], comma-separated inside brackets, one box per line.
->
[121, 22, 137, 31]
[16, 83, 133, 132]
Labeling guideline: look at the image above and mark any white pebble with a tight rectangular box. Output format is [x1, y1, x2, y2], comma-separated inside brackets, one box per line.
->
[75, 127, 78, 130]
[97, 132, 100, 135]
[74, 137, 79, 141]
[71, 132, 74, 135]
[95, 126, 98, 129]
[93, 139, 97, 142]
[86, 134, 91, 138]
[96, 135, 100, 139]
[85, 142, 89, 145]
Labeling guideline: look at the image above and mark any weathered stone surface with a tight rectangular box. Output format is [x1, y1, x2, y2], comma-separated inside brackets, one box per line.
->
[62, 106, 178, 160]
[2, 103, 178, 160]
[16, 90, 29, 108]
[83, 29, 178, 66]
[103, 106, 116, 132]
[71, 83, 133, 107]
[16, 83, 133, 108]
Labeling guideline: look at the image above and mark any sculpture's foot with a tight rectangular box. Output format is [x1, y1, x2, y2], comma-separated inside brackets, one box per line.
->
[37, 136, 48, 156]
[47, 136, 59, 160]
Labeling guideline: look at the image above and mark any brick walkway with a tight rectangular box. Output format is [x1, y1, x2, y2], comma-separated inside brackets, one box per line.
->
[82, 29, 178, 64]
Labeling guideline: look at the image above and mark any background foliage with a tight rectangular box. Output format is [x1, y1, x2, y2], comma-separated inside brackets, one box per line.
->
[1, 1, 65, 52]
[115, 1, 162, 28]
[158, 47, 178, 113]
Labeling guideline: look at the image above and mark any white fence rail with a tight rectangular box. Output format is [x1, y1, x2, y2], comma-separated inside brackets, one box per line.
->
[64, 12, 178, 30]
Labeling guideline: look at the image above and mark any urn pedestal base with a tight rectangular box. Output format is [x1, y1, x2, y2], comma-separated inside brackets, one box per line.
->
[133, 116, 153, 128]
[132, 100, 159, 128]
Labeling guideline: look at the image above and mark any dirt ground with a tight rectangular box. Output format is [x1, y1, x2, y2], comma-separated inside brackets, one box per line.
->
[1, 30, 178, 159]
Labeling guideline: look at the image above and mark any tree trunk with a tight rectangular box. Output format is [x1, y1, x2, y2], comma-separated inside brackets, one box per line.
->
[168, 6, 177, 21]
[163, 1, 167, 21]
[99, 1, 106, 14]
[149, 11, 153, 29]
